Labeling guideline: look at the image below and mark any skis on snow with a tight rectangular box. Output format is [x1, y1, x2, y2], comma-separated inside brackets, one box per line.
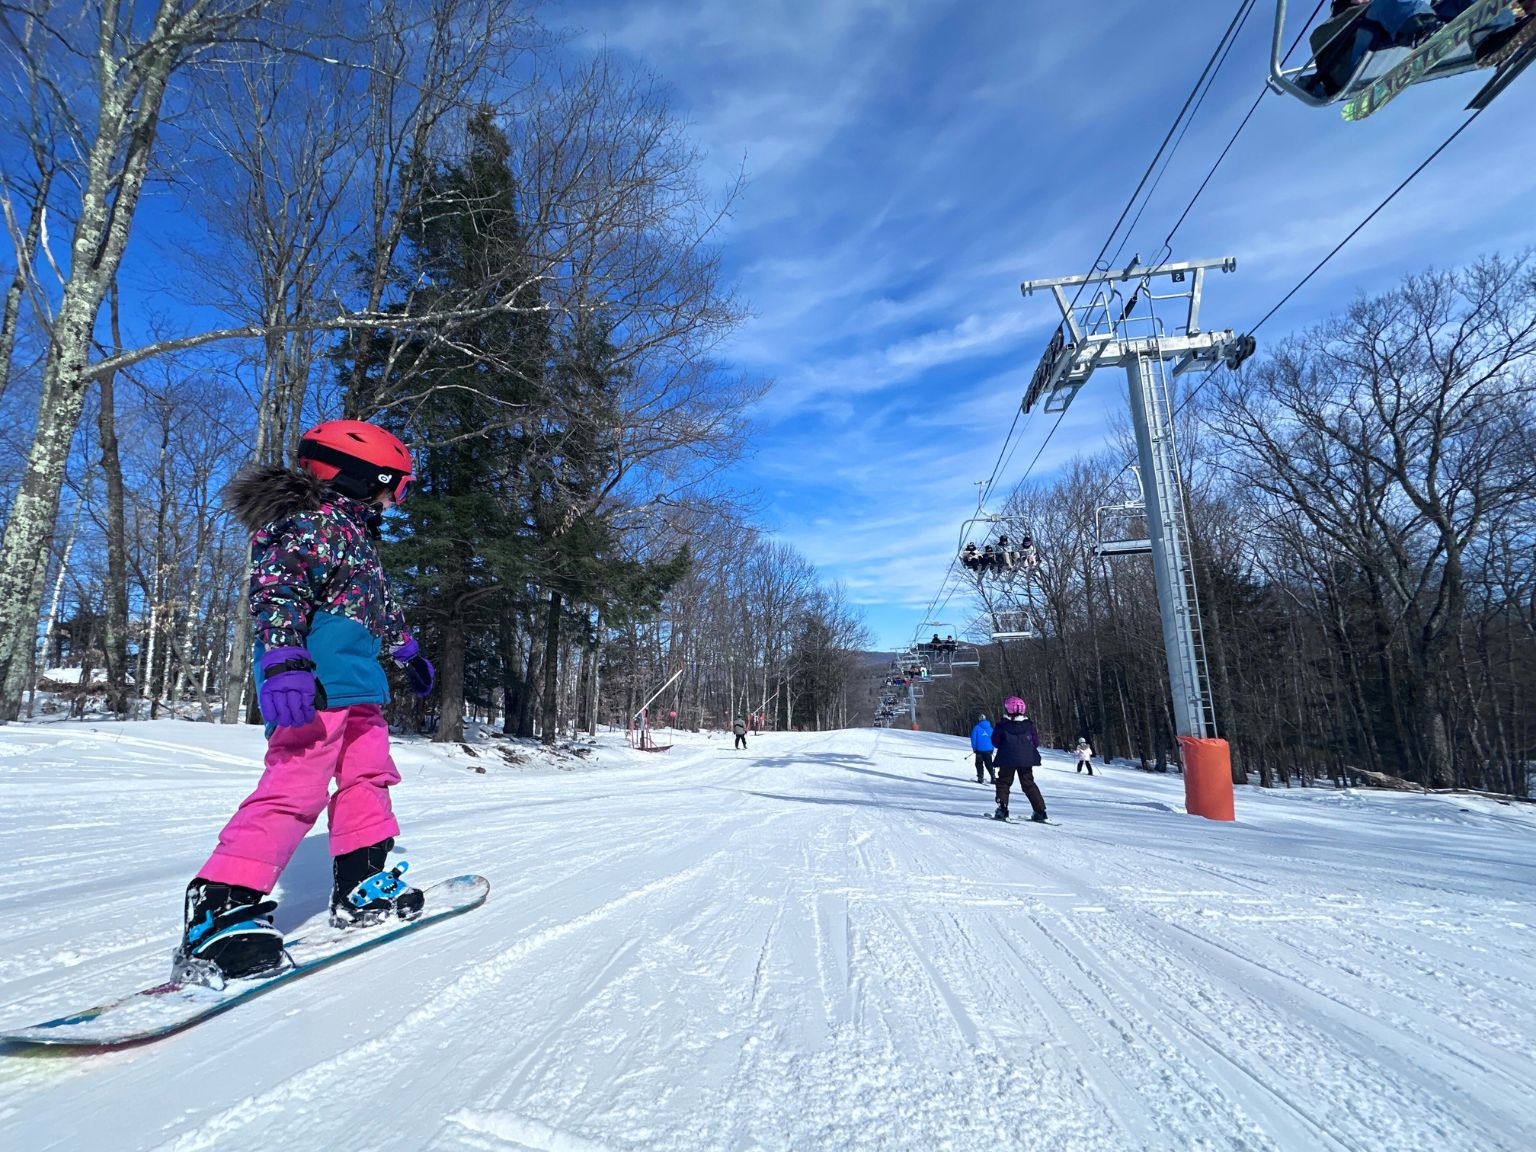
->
[2, 874, 489, 1049]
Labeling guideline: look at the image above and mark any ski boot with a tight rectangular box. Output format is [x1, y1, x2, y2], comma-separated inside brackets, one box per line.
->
[992, 805, 1009, 821]
[173, 880, 286, 986]
[330, 838, 425, 929]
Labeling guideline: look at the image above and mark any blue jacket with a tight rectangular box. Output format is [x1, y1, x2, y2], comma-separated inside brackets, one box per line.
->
[992, 716, 1041, 769]
[969, 719, 994, 752]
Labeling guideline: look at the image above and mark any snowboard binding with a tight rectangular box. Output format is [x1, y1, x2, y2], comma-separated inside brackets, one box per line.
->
[174, 880, 290, 988]
[330, 859, 426, 929]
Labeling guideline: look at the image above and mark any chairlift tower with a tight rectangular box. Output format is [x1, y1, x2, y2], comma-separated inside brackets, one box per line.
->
[1019, 256, 1252, 818]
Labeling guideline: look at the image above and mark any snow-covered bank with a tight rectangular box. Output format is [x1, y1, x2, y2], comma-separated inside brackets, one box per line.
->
[2, 721, 1533, 1151]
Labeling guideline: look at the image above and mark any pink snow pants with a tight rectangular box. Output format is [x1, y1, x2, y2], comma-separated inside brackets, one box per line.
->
[198, 705, 401, 893]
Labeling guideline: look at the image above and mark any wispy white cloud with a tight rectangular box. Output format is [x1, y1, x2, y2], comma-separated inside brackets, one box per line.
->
[547, 0, 1536, 648]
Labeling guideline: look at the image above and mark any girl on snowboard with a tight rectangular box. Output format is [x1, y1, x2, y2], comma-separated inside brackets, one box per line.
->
[992, 696, 1048, 823]
[176, 420, 437, 984]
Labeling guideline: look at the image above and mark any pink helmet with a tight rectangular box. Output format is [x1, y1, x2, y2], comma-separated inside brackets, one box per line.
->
[1004, 696, 1026, 716]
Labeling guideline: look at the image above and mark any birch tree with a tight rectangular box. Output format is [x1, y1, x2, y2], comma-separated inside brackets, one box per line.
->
[0, 0, 273, 719]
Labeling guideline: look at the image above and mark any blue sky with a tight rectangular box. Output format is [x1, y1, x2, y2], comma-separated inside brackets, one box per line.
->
[545, 0, 1536, 650]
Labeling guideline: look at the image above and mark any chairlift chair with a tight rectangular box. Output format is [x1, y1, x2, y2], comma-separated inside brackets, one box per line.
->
[1094, 500, 1153, 558]
[950, 644, 981, 668]
[1268, 0, 1535, 118]
[989, 607, 1036, 641]
[1093, 467, 1152, 558]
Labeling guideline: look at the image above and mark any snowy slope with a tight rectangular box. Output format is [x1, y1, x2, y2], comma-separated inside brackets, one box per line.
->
[2, 721, 1534, 1152]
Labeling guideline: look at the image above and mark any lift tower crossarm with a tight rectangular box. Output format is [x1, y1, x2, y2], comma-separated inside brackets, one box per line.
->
[1019, 256, 1236, 295]
[1021, 256, 1237, 345]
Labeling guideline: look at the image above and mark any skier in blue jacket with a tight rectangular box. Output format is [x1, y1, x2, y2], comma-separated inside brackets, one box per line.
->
[969, 713, 996, 784]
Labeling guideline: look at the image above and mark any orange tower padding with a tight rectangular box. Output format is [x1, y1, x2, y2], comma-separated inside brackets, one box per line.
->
[1178, 736, 1235, 821]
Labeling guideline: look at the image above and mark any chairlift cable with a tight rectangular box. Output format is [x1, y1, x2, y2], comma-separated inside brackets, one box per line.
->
[1110, 0, 1262, 273]
[970, 0, 1260, 523]
[975, 3, 1263, 563]
[1160, 1, 1324, 255]
[1082, 101, 1488, 518]
[1230, 107, 1485, 344]
[1061, 0, 1257, 320]
[907, 1, 1286, 649]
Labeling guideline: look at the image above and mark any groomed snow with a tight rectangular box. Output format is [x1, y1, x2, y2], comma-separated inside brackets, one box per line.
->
[2, 721, 1533, 1151]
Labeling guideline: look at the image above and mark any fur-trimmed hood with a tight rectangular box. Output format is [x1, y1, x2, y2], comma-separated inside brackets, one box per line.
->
[223, 464, 328, 533]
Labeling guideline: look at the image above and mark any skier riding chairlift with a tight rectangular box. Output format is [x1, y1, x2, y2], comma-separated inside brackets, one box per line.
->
[1276, 0, 1533, 108]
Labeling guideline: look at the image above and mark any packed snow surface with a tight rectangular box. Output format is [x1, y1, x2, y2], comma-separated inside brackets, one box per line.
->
[2, 721, 1534, 1151]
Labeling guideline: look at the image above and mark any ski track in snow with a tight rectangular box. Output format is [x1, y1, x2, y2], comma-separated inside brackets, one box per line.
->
[1, 721, 1534, 1151]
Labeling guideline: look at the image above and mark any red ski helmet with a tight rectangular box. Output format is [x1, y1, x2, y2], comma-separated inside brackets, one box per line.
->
[297, 420, 413, 504]
[1004, 696, 1027, 716]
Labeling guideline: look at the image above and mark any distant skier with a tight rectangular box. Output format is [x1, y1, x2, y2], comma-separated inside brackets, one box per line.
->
[970, 712, 997, 784]
[991, 696, 1048, 823]
[1075, 737, 1095, 775]
[176, 420, 436, 984]
[733, 717, 748, 749]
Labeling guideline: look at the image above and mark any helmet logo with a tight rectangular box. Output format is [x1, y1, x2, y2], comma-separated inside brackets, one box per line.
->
[378, 472, 391, 484]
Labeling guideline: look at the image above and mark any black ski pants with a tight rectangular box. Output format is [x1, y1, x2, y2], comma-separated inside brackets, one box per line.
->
[973, 750, 995, 782]
[734, 733, 746, 749]
[996, 763, 1046, 816]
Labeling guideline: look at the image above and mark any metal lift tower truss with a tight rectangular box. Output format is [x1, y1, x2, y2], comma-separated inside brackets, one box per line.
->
[1019, 256, 1251, 743]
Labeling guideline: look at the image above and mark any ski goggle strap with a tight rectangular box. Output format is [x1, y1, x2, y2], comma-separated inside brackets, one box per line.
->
[298, 441, 411, 504]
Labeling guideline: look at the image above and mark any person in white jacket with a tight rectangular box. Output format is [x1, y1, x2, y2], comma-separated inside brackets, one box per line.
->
[1075, 737, 1095, 775]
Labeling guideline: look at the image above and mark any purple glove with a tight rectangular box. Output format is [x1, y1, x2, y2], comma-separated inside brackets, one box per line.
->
[258, 646, 318, 727]
[391, 636, 435, 697]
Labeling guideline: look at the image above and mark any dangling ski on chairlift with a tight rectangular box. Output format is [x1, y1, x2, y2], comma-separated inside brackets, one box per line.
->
[1268, 0, 1535, 118]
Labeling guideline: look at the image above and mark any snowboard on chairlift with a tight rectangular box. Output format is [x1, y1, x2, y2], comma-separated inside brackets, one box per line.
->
[1, 874, 489, 1049]
[1342, 0, 1509, 120]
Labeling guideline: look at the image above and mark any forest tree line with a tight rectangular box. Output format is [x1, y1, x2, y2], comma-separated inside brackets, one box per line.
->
[915, 257, 1535, 796]
[0, 0, 865, 741]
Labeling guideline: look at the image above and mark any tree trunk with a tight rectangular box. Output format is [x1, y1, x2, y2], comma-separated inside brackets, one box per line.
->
[541, 590, 562, 744]
[435, 613, 466, 744]
[97, 288, 133, 717]
[0, 165, 53, 405]
[517, 639, 539, 739]
[0, 1, 191, 719]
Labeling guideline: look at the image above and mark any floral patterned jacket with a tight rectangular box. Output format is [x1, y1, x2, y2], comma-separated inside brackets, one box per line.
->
[227, 464, 408, 708]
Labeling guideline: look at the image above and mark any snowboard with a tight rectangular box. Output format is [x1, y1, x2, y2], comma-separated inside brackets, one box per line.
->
[1, 874, 489, 1049]
[981, 812, 1059, 826]
[1342, 0, 1508, 120]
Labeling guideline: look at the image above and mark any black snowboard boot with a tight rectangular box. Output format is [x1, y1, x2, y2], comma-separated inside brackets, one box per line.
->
[330, 838, 425, 929]
[993, 804, 1009, 821]
[176, 880, 285, 984]
[1031, 810, 1049, 823]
